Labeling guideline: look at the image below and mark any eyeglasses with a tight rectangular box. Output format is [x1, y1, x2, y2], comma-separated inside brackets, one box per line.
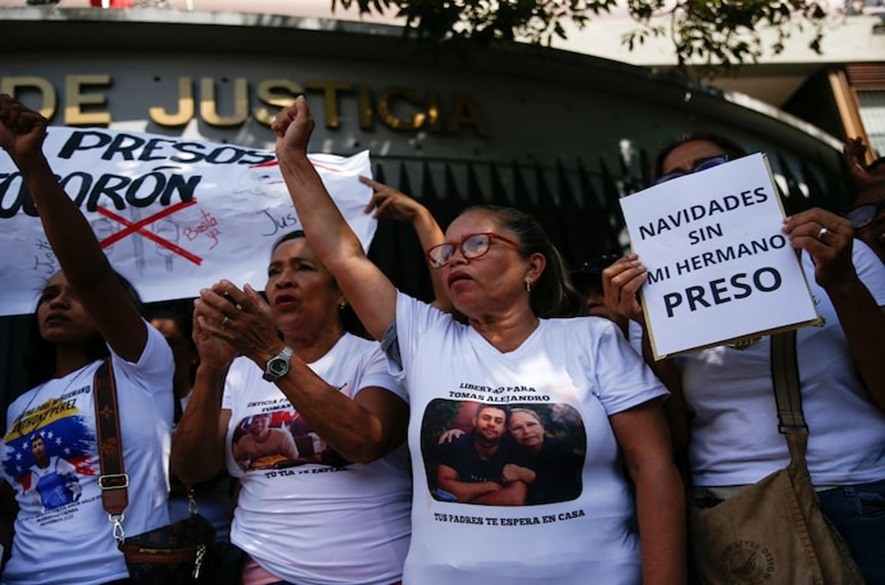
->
[425, 233, 521, 268]
[845, 201, 884, 230]
[654, 154, 730, 185]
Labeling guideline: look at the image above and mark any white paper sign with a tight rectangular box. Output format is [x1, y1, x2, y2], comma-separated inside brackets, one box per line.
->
[618, 153, 819, 358]
[0, 126, 377, 316]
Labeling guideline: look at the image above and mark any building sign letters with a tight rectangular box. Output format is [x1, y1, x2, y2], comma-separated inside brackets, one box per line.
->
[0, 75, 488, 136]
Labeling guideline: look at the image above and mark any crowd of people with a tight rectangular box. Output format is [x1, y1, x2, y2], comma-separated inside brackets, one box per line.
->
[0, 91, 882, 585]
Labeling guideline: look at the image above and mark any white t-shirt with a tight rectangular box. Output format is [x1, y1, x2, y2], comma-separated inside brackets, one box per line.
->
[221, 333, 411, 585]
[627, 319, 645, 355]
[1, 323, 174, 585]
[682, 241, 885, 487]
[394, 293, 669, 585]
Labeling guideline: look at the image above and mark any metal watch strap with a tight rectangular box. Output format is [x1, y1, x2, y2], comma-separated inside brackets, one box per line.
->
[93, 359, 129, 516]
[264, 346, 293, 381]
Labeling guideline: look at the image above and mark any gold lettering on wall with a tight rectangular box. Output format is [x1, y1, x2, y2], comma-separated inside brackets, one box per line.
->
[448, 93, 487, 137]
[254, 79, 303, 126]
[306, 80, 354, 129]
[1, 77, 57, 119]
[378, 87, 426, 130]
[1, 73, 490, 137]
[426, 90, 442, 133]
[149, 77, 195, 126]
[200, 77, 249, 126]
[357, 84, 374, 130]
[65, 75, 111, 125]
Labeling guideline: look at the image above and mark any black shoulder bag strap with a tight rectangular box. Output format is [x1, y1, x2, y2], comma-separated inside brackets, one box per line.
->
[92, 358, 130, 544]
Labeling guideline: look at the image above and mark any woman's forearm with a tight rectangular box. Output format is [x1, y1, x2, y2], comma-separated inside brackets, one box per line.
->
[171, 365, 228, 485]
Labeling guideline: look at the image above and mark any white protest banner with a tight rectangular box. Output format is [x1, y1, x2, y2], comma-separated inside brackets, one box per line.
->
[0, 126, 376, 316]
[618, 153, 820, 359]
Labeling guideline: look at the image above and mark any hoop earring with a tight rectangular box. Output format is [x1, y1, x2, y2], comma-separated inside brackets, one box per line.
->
[524, 278, 532, 293]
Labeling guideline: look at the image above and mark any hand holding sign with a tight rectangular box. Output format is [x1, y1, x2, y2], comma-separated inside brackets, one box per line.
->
[618, 153, 820, 359]
[783, 208, 856, 291]
[601, 254, 647, 325]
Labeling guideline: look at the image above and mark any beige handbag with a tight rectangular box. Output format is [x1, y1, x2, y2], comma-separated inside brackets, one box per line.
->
[689, 330, 865, 585]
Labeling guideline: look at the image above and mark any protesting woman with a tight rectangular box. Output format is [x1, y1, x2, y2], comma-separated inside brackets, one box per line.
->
[603, 133, 885, 583]
[269, 96, 685, 585]
[171, 227, 413, 584]
[0, 96, 174, 584]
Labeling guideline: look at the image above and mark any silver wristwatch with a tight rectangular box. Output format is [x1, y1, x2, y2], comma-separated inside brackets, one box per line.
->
[262, 346, 294, 382]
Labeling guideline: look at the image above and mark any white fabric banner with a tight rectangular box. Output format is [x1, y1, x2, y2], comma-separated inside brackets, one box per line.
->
[0, 126, 376, 316]
[619, 153, 820, 358]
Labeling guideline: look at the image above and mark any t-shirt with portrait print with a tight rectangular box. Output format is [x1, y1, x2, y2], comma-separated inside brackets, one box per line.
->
[221, 333, 411, 585]
[393, 292, 668, 585]
[1, 324, 173, 585]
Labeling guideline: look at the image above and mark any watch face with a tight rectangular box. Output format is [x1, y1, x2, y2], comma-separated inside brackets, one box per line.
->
[268, 357, 288, 376]
[264, 349, 292, 381]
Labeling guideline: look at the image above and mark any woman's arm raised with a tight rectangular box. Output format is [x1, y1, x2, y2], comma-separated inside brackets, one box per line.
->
[360, 176, 452, 313]
[0, 94, 146, 361]
[273, 97, 396, 340]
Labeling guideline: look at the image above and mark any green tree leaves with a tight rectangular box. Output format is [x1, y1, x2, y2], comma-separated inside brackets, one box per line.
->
[333, 0, 829, 71]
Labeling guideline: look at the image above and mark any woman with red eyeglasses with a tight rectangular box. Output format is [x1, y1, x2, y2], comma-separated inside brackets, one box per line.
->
[604, 132, 885, 583]
[262, 96, 686, 585]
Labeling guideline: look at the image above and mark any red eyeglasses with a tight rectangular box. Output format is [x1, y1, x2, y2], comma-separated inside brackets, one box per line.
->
[425, 233, 521, 268]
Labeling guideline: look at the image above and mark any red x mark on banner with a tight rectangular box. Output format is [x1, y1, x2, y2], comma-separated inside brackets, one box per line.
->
[96, 200, 203, 265]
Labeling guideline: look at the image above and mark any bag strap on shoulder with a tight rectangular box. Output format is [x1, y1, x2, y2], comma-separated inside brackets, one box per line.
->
[92, 358, 129, 542]
[770, 330, 807, 434]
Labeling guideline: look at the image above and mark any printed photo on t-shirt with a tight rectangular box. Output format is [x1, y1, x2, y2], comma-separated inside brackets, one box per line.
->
[231, 409, 349, 472]
[3, 397, 95, 514]
[421, 400, 586, 506]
